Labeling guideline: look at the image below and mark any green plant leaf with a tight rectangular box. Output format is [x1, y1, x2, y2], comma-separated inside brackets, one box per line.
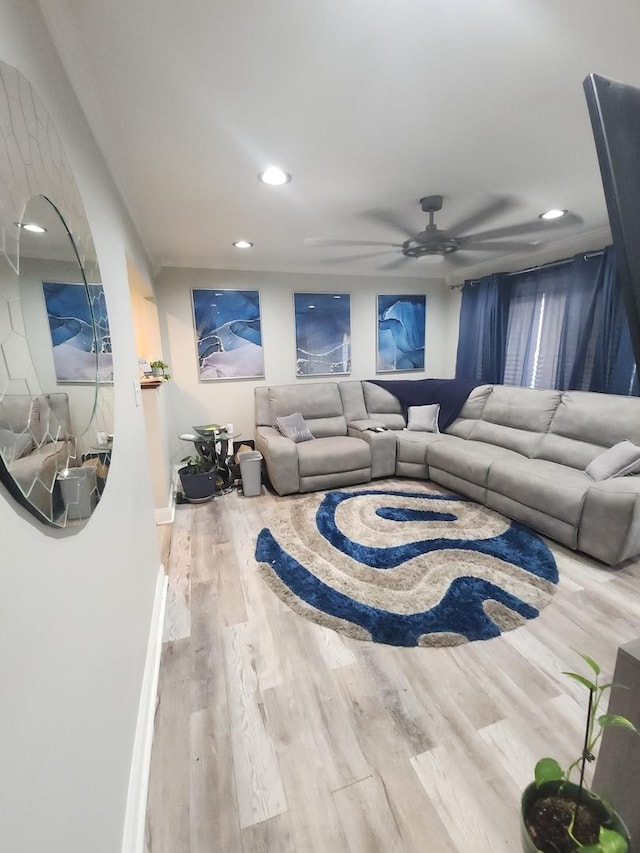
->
[534, 757, 564, 785]
[597, 826, 629, 853]
[563, 671, 597, 691]
[576, 651, 601, 675]
[598, 714, 638, 733]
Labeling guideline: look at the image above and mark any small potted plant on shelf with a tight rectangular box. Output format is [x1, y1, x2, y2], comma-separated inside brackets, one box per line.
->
[149, 359, 171, 380]
[521, 651, 637, 853]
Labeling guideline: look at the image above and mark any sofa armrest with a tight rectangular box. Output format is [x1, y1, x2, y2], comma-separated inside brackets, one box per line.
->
[579, 477, 640, 565]
[348, 419, 387, 432]
[255, 426, 300, 495]
[347, 425, 396, 478]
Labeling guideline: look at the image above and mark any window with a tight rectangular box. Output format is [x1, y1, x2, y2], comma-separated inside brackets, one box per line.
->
[503, 266, 571, 389]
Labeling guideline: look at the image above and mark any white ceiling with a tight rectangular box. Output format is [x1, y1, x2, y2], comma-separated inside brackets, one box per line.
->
[40, 0, 640, 284]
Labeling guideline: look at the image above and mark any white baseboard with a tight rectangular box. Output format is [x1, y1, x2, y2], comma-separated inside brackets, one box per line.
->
[155, 504, 174, 525]
[155, 469, 179, 525]
[121, 565, 168, 853]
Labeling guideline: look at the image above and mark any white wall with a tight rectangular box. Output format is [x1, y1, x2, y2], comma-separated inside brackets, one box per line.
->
[0, 4, 161, 852]
[156, 266, 461, 460]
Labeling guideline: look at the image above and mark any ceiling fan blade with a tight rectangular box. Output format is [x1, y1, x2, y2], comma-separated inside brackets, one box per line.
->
[444, 253, 471, 267]
[319, 250, 399, 265]
[359, 208, 415, 240]
[457, 238, 540, 252]
[305, 237, 403, 248]
[379, 255, 413, 270]
[463, 212, 583, 242]
[446, 196, 517, 238]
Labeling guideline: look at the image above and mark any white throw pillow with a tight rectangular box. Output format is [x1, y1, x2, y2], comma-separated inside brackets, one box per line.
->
[406, 404, 441, 433]
[585, 439, 640, 481]
[275, 411, 314, 443]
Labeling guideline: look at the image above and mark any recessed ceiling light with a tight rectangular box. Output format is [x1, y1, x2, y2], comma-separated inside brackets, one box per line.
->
[16, 221, 46, 233]
[258, 166, 292, 186]
[539, 209, 567, 220]
[233, 240, 254, 249]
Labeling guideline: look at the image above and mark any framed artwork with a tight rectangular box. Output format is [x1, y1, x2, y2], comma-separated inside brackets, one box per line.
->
[192, 288, 264, 380]
[43, 281, 113, 383]
[294, 292, 351, 376]
[377, 294, 426, 372]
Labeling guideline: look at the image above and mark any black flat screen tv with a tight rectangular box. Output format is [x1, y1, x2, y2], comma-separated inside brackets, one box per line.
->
[584, 73, 640, 375]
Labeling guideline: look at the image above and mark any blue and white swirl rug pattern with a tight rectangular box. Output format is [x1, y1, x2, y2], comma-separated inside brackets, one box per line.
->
[255, 485, 558, 647]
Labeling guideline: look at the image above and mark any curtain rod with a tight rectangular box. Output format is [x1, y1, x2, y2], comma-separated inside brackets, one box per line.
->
[453, 249, 606, 289]
[506, 249, 604, 277]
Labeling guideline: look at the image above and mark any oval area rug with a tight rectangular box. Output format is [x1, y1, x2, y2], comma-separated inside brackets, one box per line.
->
[255, 485, 558, 647]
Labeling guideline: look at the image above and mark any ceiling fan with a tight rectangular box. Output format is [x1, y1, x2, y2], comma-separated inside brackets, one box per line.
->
[306, 195, 581, 270]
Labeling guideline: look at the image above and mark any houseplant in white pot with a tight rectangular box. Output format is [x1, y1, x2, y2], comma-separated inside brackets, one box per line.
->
[521, 652, 637, 853]
[149, 359, 171, 379]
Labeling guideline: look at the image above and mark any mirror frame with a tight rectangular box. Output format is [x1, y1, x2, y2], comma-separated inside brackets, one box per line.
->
[0, 60, 112, 529]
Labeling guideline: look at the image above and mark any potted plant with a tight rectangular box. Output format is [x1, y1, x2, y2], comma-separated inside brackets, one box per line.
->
[521, 652, 637, 853]
[149, 359, 171, 379]
[178, 453, 216, 502]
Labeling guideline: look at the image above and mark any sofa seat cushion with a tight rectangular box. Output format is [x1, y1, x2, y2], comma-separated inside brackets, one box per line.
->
[395, 430, 443, 465]
[427, 438, 526, 487]
[10, 440, 69, 492]
[487, 457, 591, 526]
[297, 435, 370, 478]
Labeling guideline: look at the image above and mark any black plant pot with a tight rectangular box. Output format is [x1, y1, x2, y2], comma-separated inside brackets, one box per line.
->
[521, 780, 630, 852]
[178, 467, 216, 503]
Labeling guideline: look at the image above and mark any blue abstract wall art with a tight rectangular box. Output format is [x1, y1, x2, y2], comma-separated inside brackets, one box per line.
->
[294, 292, 351, 375]
[377, 294, 426, 372]
[192, 288, 264, 380]
[43, 281, 113, 383]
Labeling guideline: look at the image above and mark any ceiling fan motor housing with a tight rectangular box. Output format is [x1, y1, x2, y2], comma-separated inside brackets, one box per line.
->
[400, 194, 460, 256]
[420, 195, 444, 213]
[402, 237, 459, 258]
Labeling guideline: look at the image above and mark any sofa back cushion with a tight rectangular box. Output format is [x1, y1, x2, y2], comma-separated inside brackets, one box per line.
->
[267, 382, 347, 437]
[0, 426, 34, 462]
[362, 381, 406, 430]
[467, 385, 562, 457]
[338, 380, 369, 422]
[39, 393, 72, 443]
[0, 395, 42, 443]
[550, 390, 640, 445]
[535, 390, 640, 469]
[255, 387, 272, 427]
[446, 384, 493, 439]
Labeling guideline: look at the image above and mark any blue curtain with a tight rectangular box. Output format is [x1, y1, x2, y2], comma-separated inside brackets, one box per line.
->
[565, 247, 638, 395]
[455, 273, 511, 383]
[455, 246, 639, 396]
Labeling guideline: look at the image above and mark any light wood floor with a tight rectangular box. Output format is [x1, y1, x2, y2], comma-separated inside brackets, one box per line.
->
[145, 478, 640, 853]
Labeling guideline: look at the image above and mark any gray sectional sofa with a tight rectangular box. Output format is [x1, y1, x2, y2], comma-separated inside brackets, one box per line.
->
[0, 393, 76, 520]
[255, 380, 640, 566]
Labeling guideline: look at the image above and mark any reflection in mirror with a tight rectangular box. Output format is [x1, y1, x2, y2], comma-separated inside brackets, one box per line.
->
[0, 62, 114, 529]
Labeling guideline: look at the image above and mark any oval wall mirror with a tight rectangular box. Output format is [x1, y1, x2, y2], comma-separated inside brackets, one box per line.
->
[0, 61, 114, 529]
